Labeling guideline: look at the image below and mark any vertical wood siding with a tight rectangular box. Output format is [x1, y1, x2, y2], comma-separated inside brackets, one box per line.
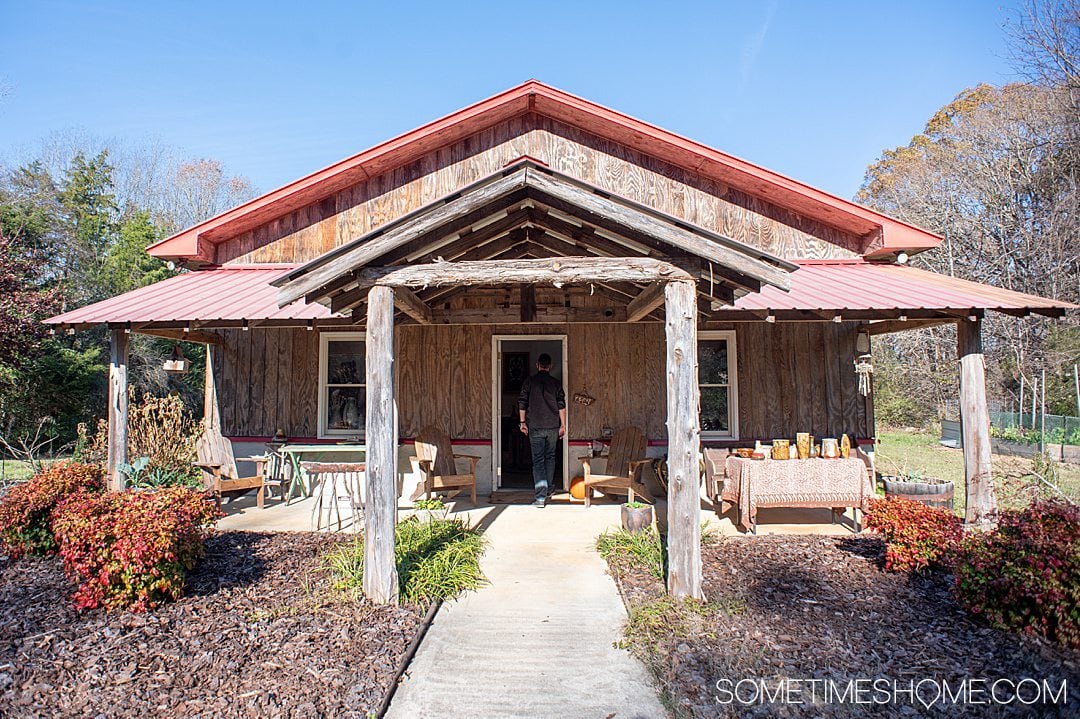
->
[215, 322, 872, 441]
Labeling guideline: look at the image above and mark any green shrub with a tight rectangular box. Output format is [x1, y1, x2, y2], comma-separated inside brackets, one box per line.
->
[597, 527, 664, 579]
[953, 500, 1080, 648]
[326, 515, 487, 605]
[865, 496, 963, 572]
[52, 487, 220, 612]
[0, 461, 104, 558]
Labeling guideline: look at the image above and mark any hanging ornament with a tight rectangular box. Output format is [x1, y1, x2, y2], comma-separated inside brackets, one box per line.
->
[854, 354, 873, 397]
[163, 344, 190, 374]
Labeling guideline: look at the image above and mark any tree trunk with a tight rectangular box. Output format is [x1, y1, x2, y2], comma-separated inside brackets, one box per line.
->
[106, 329, 129, 492]
[665, 280, 703, 599]
[364, 286, 400, 604]
[958, 319, 996, 527]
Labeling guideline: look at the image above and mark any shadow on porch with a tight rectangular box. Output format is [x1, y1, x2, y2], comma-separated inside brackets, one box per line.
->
[214, 490, 864, 537]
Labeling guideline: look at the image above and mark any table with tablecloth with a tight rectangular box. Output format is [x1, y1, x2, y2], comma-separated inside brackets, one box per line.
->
[721, 455, 874, 531]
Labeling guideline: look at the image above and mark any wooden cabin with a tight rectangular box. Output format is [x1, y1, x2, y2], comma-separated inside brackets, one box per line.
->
[47, 81, 1072, 602]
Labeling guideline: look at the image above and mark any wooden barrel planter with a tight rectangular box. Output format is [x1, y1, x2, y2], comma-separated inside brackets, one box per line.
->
[882, 475, 955, 510]
[621, 503, 654, 533]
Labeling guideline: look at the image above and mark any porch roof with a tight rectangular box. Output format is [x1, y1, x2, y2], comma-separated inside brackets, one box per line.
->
[44, 265, 343, 330]
[714, 260, 1073, 320]
[44, 259, 1073, 330]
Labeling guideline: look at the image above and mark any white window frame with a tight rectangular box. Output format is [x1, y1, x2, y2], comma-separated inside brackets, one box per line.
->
[698, 330, 739, 440]
[318, 331, 366, 439]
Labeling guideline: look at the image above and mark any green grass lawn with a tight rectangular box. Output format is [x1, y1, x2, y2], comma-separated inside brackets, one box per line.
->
[875, 427, 1080, 509]
[0, 460, 34, 484]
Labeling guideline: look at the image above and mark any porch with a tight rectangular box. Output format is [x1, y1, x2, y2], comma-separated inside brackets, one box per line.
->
[214, 487, 864, 538]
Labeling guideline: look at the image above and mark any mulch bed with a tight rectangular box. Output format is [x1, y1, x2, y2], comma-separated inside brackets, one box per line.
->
[609, 535, 1080, 718]
[0, 531, 424, 719]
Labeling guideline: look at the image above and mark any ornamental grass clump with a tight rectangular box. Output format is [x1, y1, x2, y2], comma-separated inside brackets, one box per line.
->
[953, 500, 1080, 648]
[52, 487, 221, 612]
[326, 515, 487, 605]
[597, 526, 665, 579]
[865, 495, 963, 572]
[0, 461, 104, 558]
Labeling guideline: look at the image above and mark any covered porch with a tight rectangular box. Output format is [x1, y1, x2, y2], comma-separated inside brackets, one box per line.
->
[45, 161, 1072, 605]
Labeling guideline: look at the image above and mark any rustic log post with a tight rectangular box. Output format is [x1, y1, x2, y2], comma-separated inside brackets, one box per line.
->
[665, 280, 703, 599]
[203, 343, 220, 432]
[958, 319, 996, 526]
[106, 329, 129, 491]
[364, 286, 400, 604]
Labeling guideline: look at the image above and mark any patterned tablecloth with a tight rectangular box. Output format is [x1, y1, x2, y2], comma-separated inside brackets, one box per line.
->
[722, 456, 873, 530]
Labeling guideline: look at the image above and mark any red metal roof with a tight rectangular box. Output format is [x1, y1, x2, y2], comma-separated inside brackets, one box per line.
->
[45, 260, 1071, 329]
[722, 260, 1072, 318]
[45, 266, 338, 328]
[146, 81, 941, 265]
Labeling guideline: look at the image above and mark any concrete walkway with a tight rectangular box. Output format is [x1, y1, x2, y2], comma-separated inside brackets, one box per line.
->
[385, 501, 667, 719]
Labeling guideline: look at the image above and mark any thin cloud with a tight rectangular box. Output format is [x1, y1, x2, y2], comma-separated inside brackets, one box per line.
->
[738, 0, 778, 93]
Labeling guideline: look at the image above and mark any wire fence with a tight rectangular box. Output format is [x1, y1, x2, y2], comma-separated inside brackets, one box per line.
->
[990, 411, 1080, 446]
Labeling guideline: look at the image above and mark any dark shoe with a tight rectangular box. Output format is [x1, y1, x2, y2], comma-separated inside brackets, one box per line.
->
[533, 498, 546, 508]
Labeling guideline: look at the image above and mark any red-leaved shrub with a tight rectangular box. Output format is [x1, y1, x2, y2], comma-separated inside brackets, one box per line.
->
[0, 461, 104, 558]
[953, 500, 1080, 648]
[865, 495, 963, 572]
[52, 487, 221, 611]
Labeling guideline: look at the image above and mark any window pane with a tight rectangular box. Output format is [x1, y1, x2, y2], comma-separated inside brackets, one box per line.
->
[327, 340, 364, 384]
[700, 386, 730, 433]
[326, 386, 366, 431]
[699, 340, 729, 385]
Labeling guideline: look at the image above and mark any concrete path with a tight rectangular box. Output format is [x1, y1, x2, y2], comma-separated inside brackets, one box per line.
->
[385, 501, 667, 719]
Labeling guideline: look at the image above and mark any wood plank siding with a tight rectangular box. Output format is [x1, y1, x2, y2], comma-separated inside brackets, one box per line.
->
[213, 321, 873, 442]
[217, 115, 861, 266]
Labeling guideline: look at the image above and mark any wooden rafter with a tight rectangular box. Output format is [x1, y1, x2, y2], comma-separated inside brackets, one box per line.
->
[626, 284, 667, 322]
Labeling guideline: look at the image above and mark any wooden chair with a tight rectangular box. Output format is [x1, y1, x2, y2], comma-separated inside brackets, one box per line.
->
[194, 431, 270, 508]
[582, 426, 651, 507]
[410, 426, 481, 504]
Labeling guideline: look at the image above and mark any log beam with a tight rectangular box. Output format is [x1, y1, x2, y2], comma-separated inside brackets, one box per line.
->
[364, 286, 400, 604]
[347, 256, 699, 291]
[133, 327, 222, 345]
[393, 287, 433, 324]
[958, 318, 996, 527]
[106, 329, 129, 491]
[665, 280, 703, 599]
[867, 318, 954, 335]
[627, 284, 666, 322]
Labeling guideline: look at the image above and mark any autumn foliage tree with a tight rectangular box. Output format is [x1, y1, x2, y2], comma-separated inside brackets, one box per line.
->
[857, 3, 1079, 424]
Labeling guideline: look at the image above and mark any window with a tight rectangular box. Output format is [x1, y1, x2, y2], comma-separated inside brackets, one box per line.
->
[698, 331, 738, 438]
[319, 332, 365, 438]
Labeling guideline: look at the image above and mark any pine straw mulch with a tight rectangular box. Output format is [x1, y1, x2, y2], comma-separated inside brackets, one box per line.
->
[0, 531, 423, 719]
[607, 535, 1080, 719]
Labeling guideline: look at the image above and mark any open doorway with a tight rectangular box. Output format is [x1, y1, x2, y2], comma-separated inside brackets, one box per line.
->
[491, 335, 569, 491]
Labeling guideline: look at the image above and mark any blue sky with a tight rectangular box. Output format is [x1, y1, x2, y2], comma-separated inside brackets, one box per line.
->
[1, 1, 1020, 200]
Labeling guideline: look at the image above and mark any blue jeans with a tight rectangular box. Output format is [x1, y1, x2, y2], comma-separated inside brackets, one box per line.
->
[528, 427, 559, 501]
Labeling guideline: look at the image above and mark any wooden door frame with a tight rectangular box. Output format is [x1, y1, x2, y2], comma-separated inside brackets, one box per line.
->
[491, 334, 570, 492]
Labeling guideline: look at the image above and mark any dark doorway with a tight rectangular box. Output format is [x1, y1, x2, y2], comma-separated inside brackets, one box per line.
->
[497, 338, 565, 490]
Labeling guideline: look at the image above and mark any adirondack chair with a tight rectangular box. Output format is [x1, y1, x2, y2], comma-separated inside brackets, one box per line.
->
[410, 426, 481, 504]
[581, 426, 651, 507]
[194, 431, 270, 508]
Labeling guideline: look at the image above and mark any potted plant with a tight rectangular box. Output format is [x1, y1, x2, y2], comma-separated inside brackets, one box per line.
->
[879, 460, 954, 510]
[621, 500, 653, 533]
[413, 497, 447, 523]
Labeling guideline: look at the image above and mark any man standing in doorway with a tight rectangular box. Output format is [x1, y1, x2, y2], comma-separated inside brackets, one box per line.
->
[518, 353, 566, 508]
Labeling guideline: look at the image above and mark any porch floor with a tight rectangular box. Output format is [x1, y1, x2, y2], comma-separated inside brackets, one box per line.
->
[216, 491, 865, 537]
